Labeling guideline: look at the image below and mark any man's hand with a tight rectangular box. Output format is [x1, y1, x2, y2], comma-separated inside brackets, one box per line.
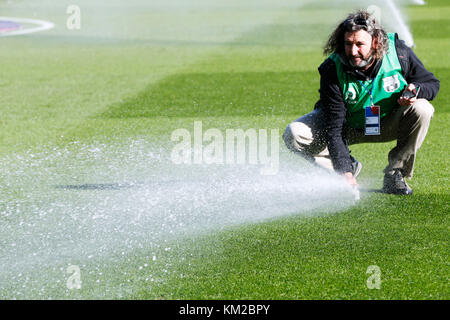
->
[344, 172, 358, 187]
[397, 83, 417, 106]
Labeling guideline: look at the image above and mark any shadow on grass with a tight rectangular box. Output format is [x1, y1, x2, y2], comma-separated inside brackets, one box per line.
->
[100, 71, 319, 118]
[360, 187, 384, 193]
[412, 19, 450, 39]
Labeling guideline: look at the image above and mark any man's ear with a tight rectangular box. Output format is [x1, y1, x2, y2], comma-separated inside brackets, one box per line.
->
[372, 36, 379, 49]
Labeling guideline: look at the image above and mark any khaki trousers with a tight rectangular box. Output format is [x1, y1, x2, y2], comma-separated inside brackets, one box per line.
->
[283, 99, 434, 178]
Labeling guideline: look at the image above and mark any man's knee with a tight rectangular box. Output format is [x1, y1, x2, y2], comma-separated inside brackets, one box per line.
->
[282, 123, 295, 151]
[283, 123, 295, 150]
[283, 121, 314, 153]
[411, 99, 435, 122]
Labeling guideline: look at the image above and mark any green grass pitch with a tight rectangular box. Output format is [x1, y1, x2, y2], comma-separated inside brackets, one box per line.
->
[0, 0, 448, 299]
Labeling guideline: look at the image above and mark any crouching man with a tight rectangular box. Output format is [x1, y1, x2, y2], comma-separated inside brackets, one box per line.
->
[283, 10, 439, 195]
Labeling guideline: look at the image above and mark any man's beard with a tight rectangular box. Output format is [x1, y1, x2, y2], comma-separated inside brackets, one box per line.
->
[348, 51, 375, 69]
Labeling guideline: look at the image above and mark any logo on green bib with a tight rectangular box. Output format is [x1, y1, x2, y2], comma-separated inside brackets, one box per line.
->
[382, 74, 400, 93]
[345, 87, 357, 104]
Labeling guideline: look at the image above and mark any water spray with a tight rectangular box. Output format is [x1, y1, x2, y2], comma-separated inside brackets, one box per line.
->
[384, 0, 415, 47]
[0, 139, 359, 298]
[352, 186, 361, 201]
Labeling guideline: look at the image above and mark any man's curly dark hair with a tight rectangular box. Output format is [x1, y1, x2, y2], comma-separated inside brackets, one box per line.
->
[323, 10, 389, 60]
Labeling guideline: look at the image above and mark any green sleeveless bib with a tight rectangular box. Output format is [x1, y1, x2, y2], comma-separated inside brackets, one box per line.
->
[329, 33, 407, 129]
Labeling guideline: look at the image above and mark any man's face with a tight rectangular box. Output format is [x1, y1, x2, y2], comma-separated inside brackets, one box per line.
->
[344, 30, 377, 68]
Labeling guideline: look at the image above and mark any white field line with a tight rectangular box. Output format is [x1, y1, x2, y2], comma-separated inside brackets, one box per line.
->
[0, 16, 54, 37]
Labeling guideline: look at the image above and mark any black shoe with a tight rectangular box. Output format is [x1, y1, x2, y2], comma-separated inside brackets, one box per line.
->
[351, 156, 362, 178]
[382, 169, 413, 195]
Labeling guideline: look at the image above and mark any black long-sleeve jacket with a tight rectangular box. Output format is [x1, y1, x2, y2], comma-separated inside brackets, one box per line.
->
[315, 34, 440, 173]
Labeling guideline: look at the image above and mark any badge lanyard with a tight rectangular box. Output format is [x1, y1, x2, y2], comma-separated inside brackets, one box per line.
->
[358, 80, 374, 106]
[358, 80, 381, 136]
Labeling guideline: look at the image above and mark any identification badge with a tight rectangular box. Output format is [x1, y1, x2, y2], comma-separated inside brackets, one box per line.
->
[365, 105, 380, 135]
